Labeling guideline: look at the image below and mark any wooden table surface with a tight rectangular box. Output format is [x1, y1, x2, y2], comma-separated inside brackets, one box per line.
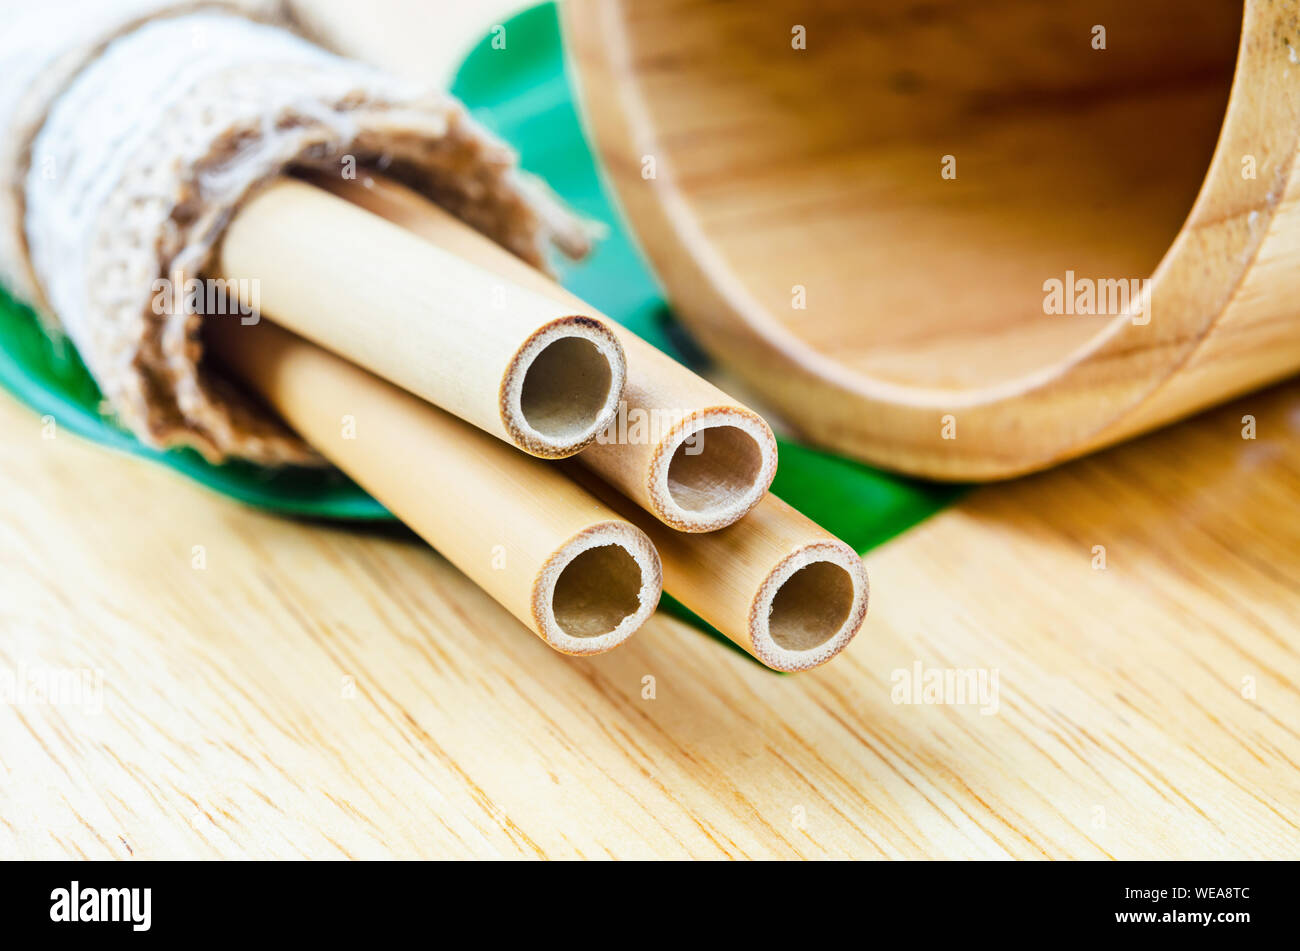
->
[2, 371, 1298, 859]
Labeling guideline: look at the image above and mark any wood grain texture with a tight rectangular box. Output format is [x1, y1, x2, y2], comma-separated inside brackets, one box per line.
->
[564, 0, 1300, 480]
[2, 374, 1297, 859]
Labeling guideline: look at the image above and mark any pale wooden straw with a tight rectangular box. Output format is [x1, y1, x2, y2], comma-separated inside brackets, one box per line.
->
[205, 317, 662, 655]
[214, 179, 626, 459]
[572, 468, 869, 672]
[310, 173, 778, 533]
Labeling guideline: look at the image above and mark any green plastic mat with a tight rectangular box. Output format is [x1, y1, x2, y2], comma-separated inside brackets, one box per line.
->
[0, 2, 961, 646]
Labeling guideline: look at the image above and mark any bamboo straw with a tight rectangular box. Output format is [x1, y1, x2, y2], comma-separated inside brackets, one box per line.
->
[571, 468, 869, 672]
[205, 317, 662, 656]
[310, 173, 779, 534]
[214, 179, 626, 459]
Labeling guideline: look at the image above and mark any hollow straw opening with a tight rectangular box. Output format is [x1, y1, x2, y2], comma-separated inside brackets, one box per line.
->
[750, 542, 870, 672]
[667, 424, 763, 513]
[503, 317, 626, 459]
[534, 522, 662, 655]
[520, 336, 613, 443]
[650, 411, 778, 532]
[768, 561, 855, 651]
[552, 544, 643, 637]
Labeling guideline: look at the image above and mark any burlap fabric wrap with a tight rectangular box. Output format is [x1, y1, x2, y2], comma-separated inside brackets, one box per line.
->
[0, 0, 589, 464]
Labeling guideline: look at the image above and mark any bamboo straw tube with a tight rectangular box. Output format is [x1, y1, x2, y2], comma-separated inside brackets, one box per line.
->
[214, 179, 626, 459]
[205, 317, 662, 656]
[310, 173, 779, 534]
[571, 468, 869, 672]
